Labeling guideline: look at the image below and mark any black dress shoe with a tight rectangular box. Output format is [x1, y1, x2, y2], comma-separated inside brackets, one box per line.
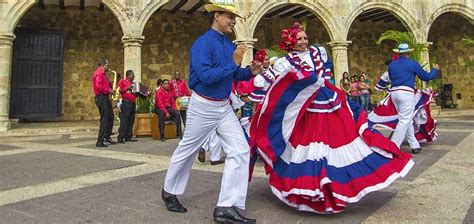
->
[117, 138, 125, 144]
[161, 189, 187, 213]
[213, 207, 256, 224]
[210, 160, 225, 165]
[198, 148, 206, 163]
[411, 148, 422, 154]
[96, 142, 107, 148]
[160, 137, 165, 142]
[105, 138, 117, 145]
[125, 138, 138, 142]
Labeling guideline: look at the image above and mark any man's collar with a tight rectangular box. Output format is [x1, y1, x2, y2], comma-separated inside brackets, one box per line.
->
[209, 28, 225, 38]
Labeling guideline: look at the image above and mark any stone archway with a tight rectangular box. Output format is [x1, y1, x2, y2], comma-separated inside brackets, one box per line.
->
[251, 4, 332, 50]
[140, 0, 210, 89]
[247, 1, 338, 42]
[424, 3, 474, 42]
[10, 1, 125, 120]
[344, 2, 422, 42]
[346, 8, 410, 101]
[428, 12, 474, 108]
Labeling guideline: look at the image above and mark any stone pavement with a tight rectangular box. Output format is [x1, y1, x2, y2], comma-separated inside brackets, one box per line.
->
[0, 115, 473, 223]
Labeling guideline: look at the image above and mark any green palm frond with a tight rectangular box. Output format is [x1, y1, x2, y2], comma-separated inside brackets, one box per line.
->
[376, 30, 423, 64]
[463, 60, 474, 72]
[266, 46, 286, 59]
[462, 36, 474, 46]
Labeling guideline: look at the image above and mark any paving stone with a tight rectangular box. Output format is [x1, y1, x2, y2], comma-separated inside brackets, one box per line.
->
[0, 144, 22, 151]
[437, 121, 474, 130]
[5, 170, 395, 223]
[0, 151, 142, 191]
[31, 136, 97, 145]
[401, 149, 449, 181]
[432, 131, 471, 146]
[463, 202, 474, 224]
[78, 137, 179, 156]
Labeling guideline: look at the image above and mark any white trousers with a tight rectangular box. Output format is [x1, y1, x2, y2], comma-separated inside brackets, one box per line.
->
[391, 90, 420, 149]
[202, 132, 223, 162]
[163, 93, 250, 209]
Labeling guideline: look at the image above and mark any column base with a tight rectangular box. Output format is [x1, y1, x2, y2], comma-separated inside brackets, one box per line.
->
[0, 116, 11, 131]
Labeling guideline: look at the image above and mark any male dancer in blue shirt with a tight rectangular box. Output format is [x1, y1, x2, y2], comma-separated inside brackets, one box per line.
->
[388, 43, 440, 154]
[161, 1, 261, 223]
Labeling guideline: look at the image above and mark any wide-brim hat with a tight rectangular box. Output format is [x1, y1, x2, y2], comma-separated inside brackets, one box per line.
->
[204, 0, 243, 18]
[393, 43, 414, 53]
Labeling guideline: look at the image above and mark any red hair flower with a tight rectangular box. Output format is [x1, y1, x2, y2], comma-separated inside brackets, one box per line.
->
[254, 48, 267, 63]
[279, 22, 304, 52]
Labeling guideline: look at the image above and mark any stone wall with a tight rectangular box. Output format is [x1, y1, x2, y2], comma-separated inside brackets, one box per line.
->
[429, 13, 474, 108]
[253, 17, 331, 51]
[16, 6, 124, 120]
[141, 10, 211, 89]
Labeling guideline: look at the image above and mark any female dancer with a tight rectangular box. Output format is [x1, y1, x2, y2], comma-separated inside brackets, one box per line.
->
[250, 22, 414, 214]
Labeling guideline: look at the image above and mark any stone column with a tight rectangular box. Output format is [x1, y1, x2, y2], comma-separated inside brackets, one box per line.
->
[234, 38, 257, 67]
[0, 33, 14, 131]
[420, 42, 432, 71]
[122, 35, 144, 82]
[329, 41, 351, 88]
[420, 42, 432, 88]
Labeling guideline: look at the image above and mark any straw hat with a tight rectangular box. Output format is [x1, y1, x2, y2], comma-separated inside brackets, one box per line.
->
[393, 43, 414, 53]
[204, 0, 243, 18]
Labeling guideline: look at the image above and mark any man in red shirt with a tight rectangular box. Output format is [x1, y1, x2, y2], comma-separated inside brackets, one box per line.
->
[169, 70, 191, 126]
[117, 70, 138, 143]
[92, 59, 116, 147]
[155, 79, 183, 141]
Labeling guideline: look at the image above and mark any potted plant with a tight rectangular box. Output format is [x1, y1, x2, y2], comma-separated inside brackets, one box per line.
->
[133, 95, 158, 137]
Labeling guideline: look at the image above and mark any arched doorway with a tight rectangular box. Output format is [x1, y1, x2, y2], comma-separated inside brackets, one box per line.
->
[346, 8, 412, 102]
[141, 0, 216, 88]
[10, 1, 123, 121]
[428, 12, 474, 108]
[252, 4, 331, 53]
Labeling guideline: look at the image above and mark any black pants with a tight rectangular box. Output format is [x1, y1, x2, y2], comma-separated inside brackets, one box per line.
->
[118, 100, 136, 140]
[155, 107, 182, 138]
[179, 110, 187, 126]
[95, 95, 114, 142]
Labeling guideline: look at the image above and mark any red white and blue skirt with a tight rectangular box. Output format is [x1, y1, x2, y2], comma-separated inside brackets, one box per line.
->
[250, 72, 414, 214]
[368, 89, 437, 143]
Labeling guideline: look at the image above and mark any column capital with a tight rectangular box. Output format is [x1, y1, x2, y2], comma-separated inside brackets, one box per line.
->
[0, 33, 15, 46]
[233, 38, 257, 46]
[419, 41, 433, 50]
[121, 35, 144, 47]
[328, 40, 352, 50]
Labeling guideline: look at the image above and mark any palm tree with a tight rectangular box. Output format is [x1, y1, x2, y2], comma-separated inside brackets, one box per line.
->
[376, 30, 423, 64]
[376, 30, 428, 89]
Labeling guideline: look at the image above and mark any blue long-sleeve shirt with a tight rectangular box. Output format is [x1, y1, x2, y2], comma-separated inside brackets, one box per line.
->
[388, 56, 439, 89]
[189, 28, 252, 100]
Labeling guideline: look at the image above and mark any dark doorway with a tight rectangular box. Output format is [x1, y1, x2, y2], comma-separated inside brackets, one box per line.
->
[10, 29, 64, 120]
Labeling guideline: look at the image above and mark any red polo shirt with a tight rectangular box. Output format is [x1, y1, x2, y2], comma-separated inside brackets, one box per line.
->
[92, 67, 112, 95]
[155, 87, 176, 116]
[117, 79, 137, 102]
[169, 79, 191, 97]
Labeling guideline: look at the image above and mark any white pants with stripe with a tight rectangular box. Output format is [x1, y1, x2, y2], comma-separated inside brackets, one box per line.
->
[390, 90, 421, 149]
[202, 132, 223, 162]
[163, 92, 250, 209]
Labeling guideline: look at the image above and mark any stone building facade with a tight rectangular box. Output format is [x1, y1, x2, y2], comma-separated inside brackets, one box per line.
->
[0, 0, 472, 130]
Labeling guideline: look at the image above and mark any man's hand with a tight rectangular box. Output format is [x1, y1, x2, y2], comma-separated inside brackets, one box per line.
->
[433, 63, 440, 70]
[166, 114, 170, 118]
[233, 45, 247, 66]
[250, 61, 262, 75]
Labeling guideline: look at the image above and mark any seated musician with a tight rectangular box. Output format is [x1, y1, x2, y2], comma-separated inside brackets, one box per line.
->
[154, 79, 183, 142]
[170, 70, 191, 125]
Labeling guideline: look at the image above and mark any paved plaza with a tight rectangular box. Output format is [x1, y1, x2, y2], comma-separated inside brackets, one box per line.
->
[0, 114, 473, 223]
